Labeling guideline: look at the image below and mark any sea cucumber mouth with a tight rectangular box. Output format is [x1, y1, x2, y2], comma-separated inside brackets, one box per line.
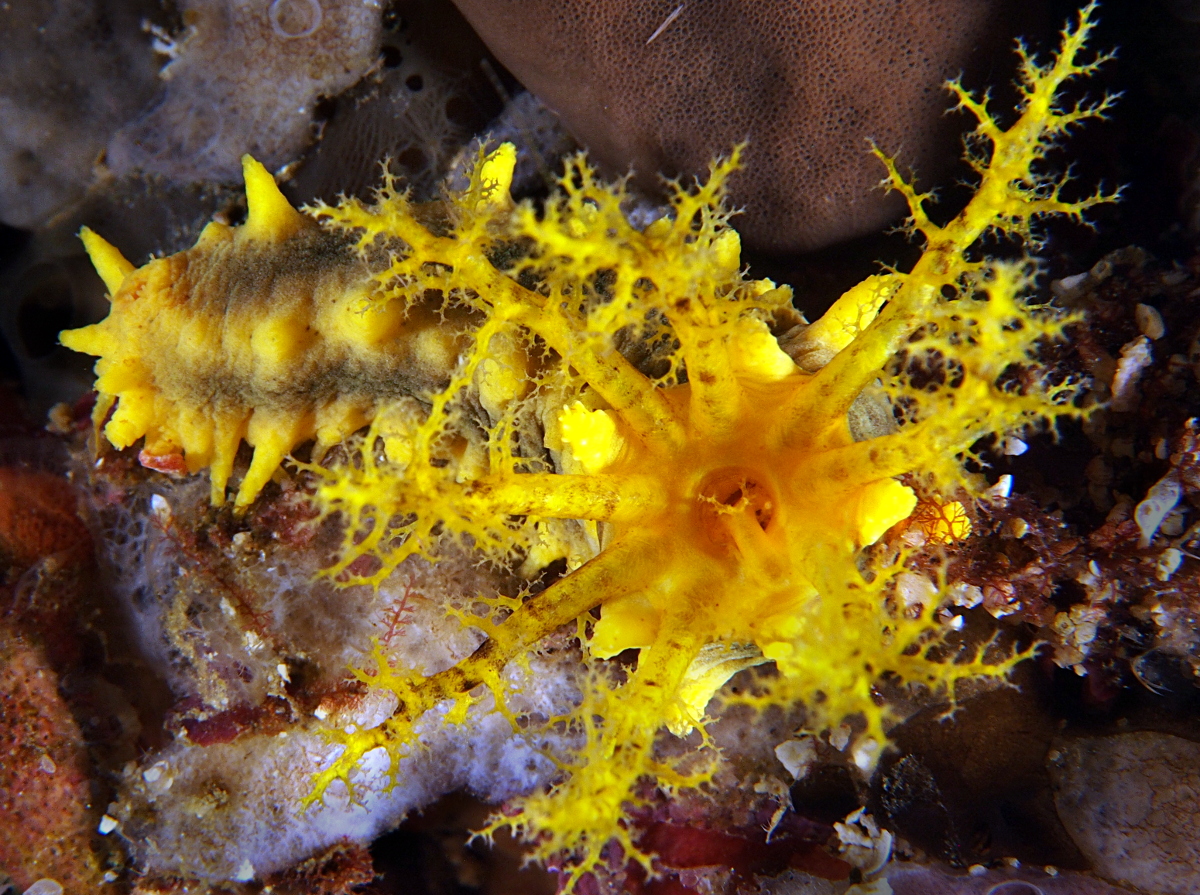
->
[695, 466, 777, 552]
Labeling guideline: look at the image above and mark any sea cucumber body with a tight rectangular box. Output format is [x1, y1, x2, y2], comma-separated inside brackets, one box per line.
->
[62, 161, 464, 506]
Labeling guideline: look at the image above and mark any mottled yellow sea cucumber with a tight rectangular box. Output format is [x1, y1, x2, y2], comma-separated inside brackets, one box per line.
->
[61, 156, 471, 507]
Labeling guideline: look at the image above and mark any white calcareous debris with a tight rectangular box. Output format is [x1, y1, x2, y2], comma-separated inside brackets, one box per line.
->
[1110, 336, 1154, 413]
[947, 581, 983, 609]
[1134, 472, 1183, 548]
[233, 858, 255, 882]
[1156, 546, 1184, 581]
[1052, 604, 1105, 668]
[894, 571, 938, 612]
[983, 474, 1013, 501]
[999, 435, 1028, 456]
[150, 493, 172, 522]
[835, 808, 893, 883]
[1135, 302, 1166, 339]
[774, 735, 818, 780]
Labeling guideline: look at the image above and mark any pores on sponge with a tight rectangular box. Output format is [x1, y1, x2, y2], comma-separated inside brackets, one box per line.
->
[450, 0, 1036, 252]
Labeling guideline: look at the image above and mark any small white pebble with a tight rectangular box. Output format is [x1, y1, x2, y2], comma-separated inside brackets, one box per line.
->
[150, 493, 171, 521]
[102, 871, 118, 883]
[968, 864, 987, 877]
[234, 859, 256, 882]
[1000, 436, 1028, 456]
[98, 814, 118, 835]
[984, 475, 1012, 501]
[852, 738, 881, 772]
[22, 880, 63, 895]
[1135, 473, 1183, 548]
[774, 736, 817, 780]
[1051, 271, 1089, 300]
[277, 662, 291, 683]
[143, 765, 163, 783]
[1135, 303, 1166, 340]
[37, 754, 56, 774]
[1110, 336, 1153, 413]
[1045, 865, 1059, 877]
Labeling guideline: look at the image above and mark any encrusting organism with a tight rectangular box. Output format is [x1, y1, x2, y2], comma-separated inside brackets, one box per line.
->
[62, 5, 1116, 887]
[449, 0, 1032, 252]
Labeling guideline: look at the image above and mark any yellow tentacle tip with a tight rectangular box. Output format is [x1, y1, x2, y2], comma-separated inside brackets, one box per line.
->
[853, 479, 918, 547]
[473, 143, 517, 210]
[808, 274, 897, 355]
[79, 226, 135, 296]
[558, 402, 624, 474]
[240, 155, 308, 241]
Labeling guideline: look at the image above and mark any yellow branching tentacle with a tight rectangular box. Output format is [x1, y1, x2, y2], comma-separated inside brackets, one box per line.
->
[462, 472, 666, 523]
[505, 297, 686, 453]
[308, 535, 659, 809]
[502, 611, 709, 884]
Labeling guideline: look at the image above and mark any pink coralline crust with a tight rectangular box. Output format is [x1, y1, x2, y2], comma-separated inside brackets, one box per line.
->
[637, 816, 850, 879]
[0, 635, 108, 892]
[260, 841, 377, 895]
[138, 450, 190, 477]
[0, 467, 92, 572]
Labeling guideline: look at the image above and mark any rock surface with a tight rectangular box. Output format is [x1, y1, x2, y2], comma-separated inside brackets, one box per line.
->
[1050, 731, 1200, 895]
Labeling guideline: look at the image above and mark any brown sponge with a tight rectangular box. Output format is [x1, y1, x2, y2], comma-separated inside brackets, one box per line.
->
[452, 0, 1028, 252]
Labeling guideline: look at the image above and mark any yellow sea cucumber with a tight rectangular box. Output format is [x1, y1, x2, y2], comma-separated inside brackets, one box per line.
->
[61, 156, 471, 507]
[62, 4, 1115, 886]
